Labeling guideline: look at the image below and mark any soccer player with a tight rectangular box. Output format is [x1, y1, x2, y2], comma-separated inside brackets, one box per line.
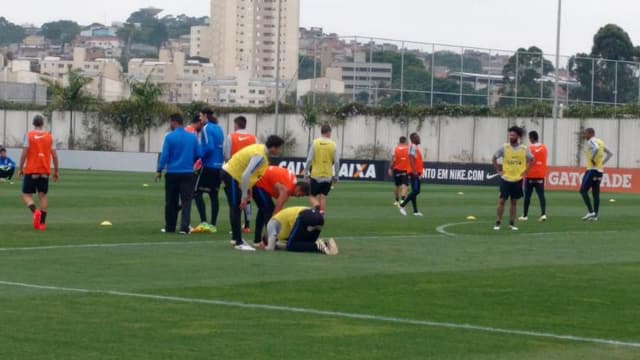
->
[0, 147, 16, 181]
[519, 131, 548, 222]
[580, 128, 614, 221]
[156, 114, 202, 235]
[18, 115, 59, 231]
[222, 136, 285, 251]
[492, 126, 534, 231]
[304, 125, 340, 213]
[388, 136, 410, 206]
[252, 166, 312, 245]
[260, 207, 338, 256]
[398, 133, 424, 217]
[192, 113, 225, 233]
[224, 116, 258, 233]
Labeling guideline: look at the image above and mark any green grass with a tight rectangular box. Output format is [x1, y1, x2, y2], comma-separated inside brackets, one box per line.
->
[1, 170, 639, 359]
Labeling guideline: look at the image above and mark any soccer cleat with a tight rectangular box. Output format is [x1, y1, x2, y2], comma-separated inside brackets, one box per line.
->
[393, 201, 399, 207]
[36, 223, 47, 232]
[161, 228, 167, 233]
[510, 225, 519, 231]
[210, 226, 218, 233]
[234, 243, 256, 252]
[32, 210, 41, 230]
[399, 207, 407, 216]
[243, 227, 251, 234]
[315, 239, 329, 255]
[587, 216, 599, 222]
[413, 212, 424, 217]
[518, 216, 529, 221]
[538, 215, 548, 222]
[326, 238, 339, 256]
[493, 225, 501, 231]
[582, 213, 597, 221]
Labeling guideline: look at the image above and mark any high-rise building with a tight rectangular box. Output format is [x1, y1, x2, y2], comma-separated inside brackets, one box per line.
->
[208, 0, 300, 81]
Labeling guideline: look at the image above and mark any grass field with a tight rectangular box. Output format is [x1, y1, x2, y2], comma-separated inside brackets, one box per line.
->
[1, 170, 639, 359]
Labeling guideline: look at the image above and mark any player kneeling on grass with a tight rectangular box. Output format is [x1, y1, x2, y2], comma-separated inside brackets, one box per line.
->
[492, 126, 533, 231]
[259, 207, 338, 256]
[252, 166, 311, 246]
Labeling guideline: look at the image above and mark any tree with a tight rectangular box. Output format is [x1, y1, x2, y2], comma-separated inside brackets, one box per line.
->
[129, 78, 173, 152]
[434, 51, 484, 74]
[161, 14, 208, 39]
[299, 97, 318, 152]
[499, 46, 554, 106]
[40, 20, 81, 50]
[569, 24, 638, 105]
[42, 69, 95, 150]
[121, 9, 169, 49]
[0, 17, 25, 46]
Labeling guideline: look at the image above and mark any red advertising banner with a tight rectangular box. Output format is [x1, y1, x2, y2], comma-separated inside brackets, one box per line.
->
[546, 167, 640, 194]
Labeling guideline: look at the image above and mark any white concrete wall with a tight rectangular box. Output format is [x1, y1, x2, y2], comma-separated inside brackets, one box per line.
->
[2, 109, 638, 168]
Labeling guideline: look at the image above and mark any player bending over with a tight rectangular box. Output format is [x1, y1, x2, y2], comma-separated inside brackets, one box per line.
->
[252, 166, 311, 245]
[389, 136, 410, 206]
[520, 131, 548, 222]
[222, 136, 284, 251]
[580, 128, 613, 222]
[259, 207, 338, 256]
[19, 115, 59, 231]
[492, 126, 533, 231]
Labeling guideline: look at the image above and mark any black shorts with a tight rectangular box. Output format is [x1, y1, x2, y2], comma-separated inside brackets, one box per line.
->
[286, 210, 325, 249]
[22, 174, 50, 194]
[499, 179, 524, 200]
[393, 170, 409, 186]
[195, 167, 221, 193]
[310, 179, 332, 196]
[581, 170, 603, 192]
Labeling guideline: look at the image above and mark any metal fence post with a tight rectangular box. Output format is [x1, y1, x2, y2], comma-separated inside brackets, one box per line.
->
[368, 38, 374, 105]
[430, 44, 435, 107]
[459, 47, 464, 105]
[614, 61, 619, 112]
[539, 53, 544, 101]
[487, 50, 492, 106]
[515, 52, 519, 107]
[590, 58, 595, 111]
[352, 37, 357, 102]
[400, 42, 405, 104]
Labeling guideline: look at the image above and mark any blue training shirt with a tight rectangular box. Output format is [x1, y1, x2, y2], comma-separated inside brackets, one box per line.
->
[157, 127, 202, 174]
[200, 123, 225, 169]
[0, 156, 16, 170]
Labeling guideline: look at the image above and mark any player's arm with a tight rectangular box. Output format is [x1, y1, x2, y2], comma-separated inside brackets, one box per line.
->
[408, 146, 417, 175]
[273, 183, 290, 214]
[51, 149, 60, 182]
[303, 146, 314, 179]
[264, 219, 281, 251]
[156, 138, 170, 181]
[388, 154, 396, 176]
[603, 147, 614, 165]
[492, 147, 504, 174]
[332, 149, 340, 183]
[223, 135, 231, 161]
[240, 156, 264, 208]
[523, 148, 534, 177]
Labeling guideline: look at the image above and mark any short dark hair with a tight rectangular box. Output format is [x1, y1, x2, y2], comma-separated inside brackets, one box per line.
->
[202, 107, 218, 123]
[234, 116, 248, 130]
[399, 136, 407, 144]
[170, 113, 184, 125]
[409, 132, 419, 140]
[191, 115, 201, 124]
[508, 126, 525, 138]
[321, 125, 332, 135]
[295, 181, 311, 196]
[33, 115, 45, 127]
[529, 131, 539, 142]
[266, 135, 285, 149]
[0, 147, 6, 153]
[585, 128, 595, 136]
[201, 107, 214, 116]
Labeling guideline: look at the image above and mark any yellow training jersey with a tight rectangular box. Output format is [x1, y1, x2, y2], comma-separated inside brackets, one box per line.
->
[223, 144, 269, 187]
[310, 138, 337, 179]
[273, 207, 308, 241]
[502, 144, 528, 182]
[586, 138, 605, 171]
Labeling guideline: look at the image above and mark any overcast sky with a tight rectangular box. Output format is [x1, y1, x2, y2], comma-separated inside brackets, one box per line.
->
[5, 0, 640, 57]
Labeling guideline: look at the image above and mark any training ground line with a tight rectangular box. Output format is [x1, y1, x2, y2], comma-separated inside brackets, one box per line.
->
[1, 280, 639, 349]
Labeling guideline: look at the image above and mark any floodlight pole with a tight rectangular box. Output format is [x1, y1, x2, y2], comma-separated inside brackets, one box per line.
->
[552, 0, 562, 166]
[274, 0, 283, 135]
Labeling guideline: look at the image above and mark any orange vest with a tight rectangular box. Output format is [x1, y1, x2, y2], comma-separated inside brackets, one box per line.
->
[393, 144, 410, 172]
[255, 166, 297, 198]
[413, 147, 424, 176]
[230, 132, 257, 156]
[527, 143, 548, 179]
[24, 131, 53, 175]
[185, 125, 197, 135]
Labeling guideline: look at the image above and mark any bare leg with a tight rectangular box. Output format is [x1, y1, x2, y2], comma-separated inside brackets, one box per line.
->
[510, 199, 518, 224]
[402, 185, 408, 199]
[496, 198, 506, 224]
[394, 186, 400, 201]
[22, 194, 35, 208]
[319, 195, 327, 212]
